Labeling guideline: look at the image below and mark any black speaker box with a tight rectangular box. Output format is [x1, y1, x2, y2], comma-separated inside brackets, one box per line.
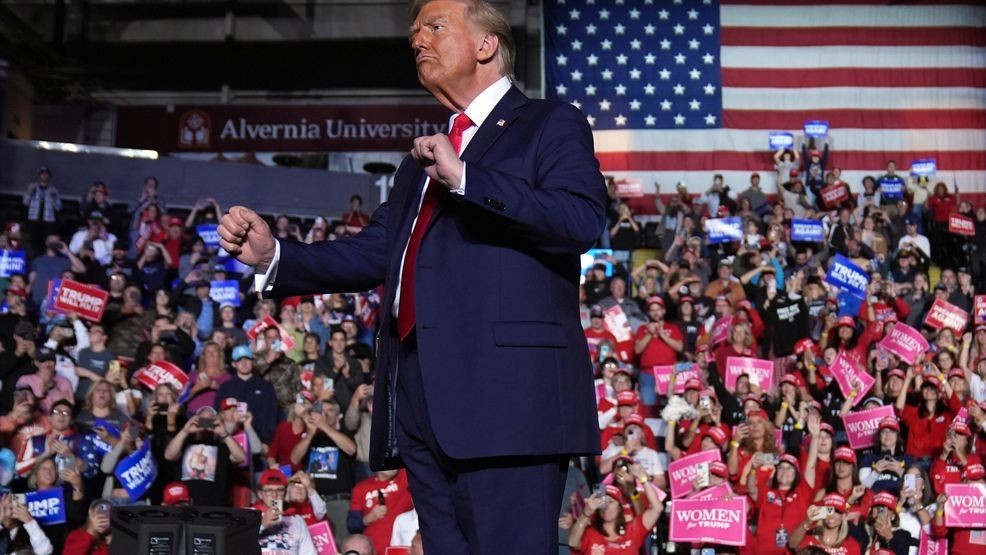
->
[109, 505, 260, 555]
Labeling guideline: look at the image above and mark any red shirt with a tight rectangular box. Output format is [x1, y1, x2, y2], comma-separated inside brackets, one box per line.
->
[635, 322, 683, 367]
[349, 470, 414, 555]
[798, 534, 862, 555]
[931, 454, 982, 495]
[577, 517, 650, 554]
[268, 419, 306, 472]
[585, 328, 618, 361]
[927, 194, 957, 223]
[752, 479, 815, 555]
[899, 405, 952, 459]
[64, 528, 110, 555]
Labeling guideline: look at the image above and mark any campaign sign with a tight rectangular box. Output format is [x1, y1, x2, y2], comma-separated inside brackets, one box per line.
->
[825, 254, 869, 299]
[0, 250, 27, 278]
[944, 483, 986, 528]
[279, 464, 294, 479]
[233, 432, 250, 468]
[953, 407, 969, 430]
[653, 363, 701, 395]
[768, 132, 794, 150]
[670, 496, 748, 546]
[246, 315, 298, 350]
[706, 217, 743, 245]
[687, 482, 733, 500]
[877, 323, 929, 365]
[803, 120, 829, 138]
[724, 357, 775, 392]
[911, 158, 937, 177]
[308, 520, 339, 555]
[602, 305, 633, 343]
[208, 280, 241, 306]
[44, 279, 65, 315]
[196, 224, 221, 249]
[791, 219, 825, 242]
[842, 405, 896, 449]
[667, 449, 722, 499]
[879, 176, 905, 200]
[975, 296, 986, 325]
[830, 353, 875, 405]
[918, 534, 947, 555]
[614, 178, 644, 198]
[710, 316, 733, 345]
[134, 360, 190, 397]
[24, 487, 66, 525]
[923, 298, 969, 334]
[114, 441, 157, 501]
[948, 214, 975, 236]
[53, 279, 109, 322]
[837, 291, 863, 319]
[820, 183, 849, 208]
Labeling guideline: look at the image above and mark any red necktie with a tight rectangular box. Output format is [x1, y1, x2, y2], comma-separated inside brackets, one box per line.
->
[396, 114, 473, 339]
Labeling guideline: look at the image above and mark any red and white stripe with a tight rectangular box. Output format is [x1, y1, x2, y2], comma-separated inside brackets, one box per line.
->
[595, 1, 986, 196]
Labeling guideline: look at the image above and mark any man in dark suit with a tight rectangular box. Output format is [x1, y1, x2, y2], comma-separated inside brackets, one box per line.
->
[218, 1, 606, 552]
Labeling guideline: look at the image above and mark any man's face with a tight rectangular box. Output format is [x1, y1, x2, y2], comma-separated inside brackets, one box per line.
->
[411, 1, 485, 94]
[259, 484, 285, 509]
[234, 357, 254, 375]
[647, 303, 664, 322]
[610, 278, 626, 298]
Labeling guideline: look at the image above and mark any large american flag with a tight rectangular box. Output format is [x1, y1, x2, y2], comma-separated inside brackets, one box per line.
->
[542, 0, 986, 198]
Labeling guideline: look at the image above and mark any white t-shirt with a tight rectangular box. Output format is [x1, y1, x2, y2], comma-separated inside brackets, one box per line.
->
[258, 514, 317, 555]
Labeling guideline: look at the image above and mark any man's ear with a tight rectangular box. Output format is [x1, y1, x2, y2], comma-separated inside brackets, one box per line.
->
[477, 32, 499, 64]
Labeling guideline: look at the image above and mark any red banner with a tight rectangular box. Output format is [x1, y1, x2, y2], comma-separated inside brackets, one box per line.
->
[975, 295, 986, 325]
[53, 279, 109, 322]
[246, 315, 297, 351]
[924, 298, 969, 334]
[134, 361, 190, 395]
[948, 213, 976, 236]
[116, 104, 452, 153]
[820, 183, 849, 208]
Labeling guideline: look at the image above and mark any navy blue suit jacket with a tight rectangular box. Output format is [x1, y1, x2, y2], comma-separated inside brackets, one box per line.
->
[271, 86, 606, 469]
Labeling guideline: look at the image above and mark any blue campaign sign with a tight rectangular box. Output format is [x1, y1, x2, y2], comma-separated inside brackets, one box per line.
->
[910, 159, 937, 177]
[803, 120, 829, 138]
[208, 280, 241, 307]
[825, 254, 870, 299]
[706, 217, 743, 245]
[25, 487, 66, 525]
[114, 441, 157, 501]
[279, 464, 294, 478]
[0, 250, 27, 278]
[196, 224, 221, 249]
[768, 132, 794, 150]
[790, 219, 825, 242]
[837, 291, 864, 318]
[879, 176, 904, 199]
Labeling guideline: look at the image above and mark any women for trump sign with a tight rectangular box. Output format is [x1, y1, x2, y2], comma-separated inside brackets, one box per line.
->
[944, 483, 986, 528]
[670, 496, 748, 546]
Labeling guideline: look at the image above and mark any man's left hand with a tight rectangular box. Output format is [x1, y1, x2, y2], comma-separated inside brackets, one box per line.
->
[412, 134, 464, 190]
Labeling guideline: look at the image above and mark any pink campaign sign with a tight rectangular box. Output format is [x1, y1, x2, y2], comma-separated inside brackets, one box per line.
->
[667, 449, 723, 499]
[829, 353, 875, 406]
[687, 482, 733, 500]
[711, 316, 732, 345]
[944, 483, 986, 528]
[975, 295, 986, 325]
[842, 405, 896, 449]
[918, 534, 947, 555]
[308, 520, 338, 554]
[670, 496, 748, 546]
[877, 323, 929, 365]
[724, 357, 774, 392]
[653, 364, 700, 395]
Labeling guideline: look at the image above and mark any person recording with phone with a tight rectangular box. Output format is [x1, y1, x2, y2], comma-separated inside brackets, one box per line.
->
[253, 469, 318, 555]
[143, 383, 185, 504]
[746, 453, 816, 555]
[63, 499, 111, 555]
[254, 326, 303, 414]
[789, 494, 862, 554]
[0, 492, 54, 555]
[163, 405, 246, 506]
[567, 464, 662, 554]
[25, 452, 87, 554]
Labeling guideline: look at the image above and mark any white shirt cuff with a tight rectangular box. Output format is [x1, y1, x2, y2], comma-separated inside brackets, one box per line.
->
[450, 162, 466, 195]
[253, 240, 281, 293]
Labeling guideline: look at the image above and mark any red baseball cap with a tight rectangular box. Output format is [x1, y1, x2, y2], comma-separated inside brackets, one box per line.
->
[963, 463, 985, 480]
[684, 378, 703, 391]
[834, 446, 857, 464]
[951, 421, 972, 436]
[604, 485, 623, 501]
[679, 296, 695, 305]
[819, 422, 835, 436]
[836, 316, 856, 328]
[947, 368, 966, 381]
[705, 427, 727, 447]
[886, 369, 906, 381]
[616, 390, 639, 407]
[623, 414, 645, 428]
[259, 468, 288, 487]
[169, 216, 183, 227]
[793, 338, 815, 356]
[781, 373, 803, 388]
[878, 417, 900, 432]
[162, 482, 191, 506]
[646, 296, 665, 307]
[778, 454, 800, 471]
[872, 492, 898, 511]
[709, 461, 728, 478]
[746, 408, 769, 421]
[219, 397, 238, 411]
[821, 493, 848, 513]
[742, 393, 762, 406]
[922, 375, 943, 390]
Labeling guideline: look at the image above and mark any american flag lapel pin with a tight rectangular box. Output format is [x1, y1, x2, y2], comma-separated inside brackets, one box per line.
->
[496, 119, 506, 127]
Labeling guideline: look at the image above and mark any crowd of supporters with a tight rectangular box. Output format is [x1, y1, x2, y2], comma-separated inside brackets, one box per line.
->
[1, 154, 985, 555]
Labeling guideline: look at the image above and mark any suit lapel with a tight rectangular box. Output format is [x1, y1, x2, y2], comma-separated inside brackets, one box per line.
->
[460, 86, 528, 164]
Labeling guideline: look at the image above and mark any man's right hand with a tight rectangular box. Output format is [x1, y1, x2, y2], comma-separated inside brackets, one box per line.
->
[218, 206, 276, 268]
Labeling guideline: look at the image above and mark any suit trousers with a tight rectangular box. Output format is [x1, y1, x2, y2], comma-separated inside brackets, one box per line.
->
[395, 334, 568, 554]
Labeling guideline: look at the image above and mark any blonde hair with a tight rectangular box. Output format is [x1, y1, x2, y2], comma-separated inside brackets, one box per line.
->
[83, 379, 118, 412]
[410, 0, 515, 79]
